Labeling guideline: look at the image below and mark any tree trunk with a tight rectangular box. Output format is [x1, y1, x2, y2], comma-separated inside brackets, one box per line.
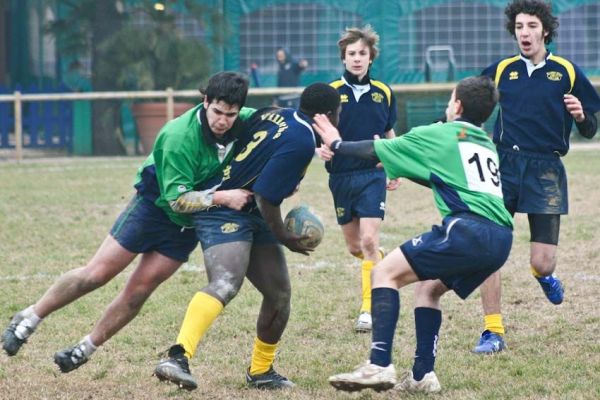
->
[90, 2, 125, 155]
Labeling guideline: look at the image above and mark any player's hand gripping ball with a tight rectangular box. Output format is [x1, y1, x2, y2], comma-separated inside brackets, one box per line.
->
[284, 205, 324, 249]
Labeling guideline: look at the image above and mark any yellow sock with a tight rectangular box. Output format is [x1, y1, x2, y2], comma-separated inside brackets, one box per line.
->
[360, 260, 375, 313]
[531, 266, 543, 278]
[176, 292, 223, 359]
[249, 337, 278, 375]
[484, 313, 505, 335]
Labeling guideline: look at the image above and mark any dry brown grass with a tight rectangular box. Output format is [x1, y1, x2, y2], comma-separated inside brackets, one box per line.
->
[1, 149, 599, 399]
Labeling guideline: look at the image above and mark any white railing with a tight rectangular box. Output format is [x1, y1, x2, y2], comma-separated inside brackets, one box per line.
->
[1, 80, 598, 161]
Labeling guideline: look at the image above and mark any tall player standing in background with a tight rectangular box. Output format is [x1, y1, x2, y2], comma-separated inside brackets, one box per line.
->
[473, 0, 600, 354]
[317, 25, 400, 332]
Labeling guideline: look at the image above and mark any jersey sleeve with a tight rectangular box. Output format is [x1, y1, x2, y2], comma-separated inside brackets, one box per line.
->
[152, 124, 202, 201]
[252, 138, 314, 206]
[384, 91, 398, 132]
[154, 147, 198, 202]
[239, 107, 257, 121]
[572, 64, 600, 114]
[373, 128, 431, 181]
[481, 62, 498, 80]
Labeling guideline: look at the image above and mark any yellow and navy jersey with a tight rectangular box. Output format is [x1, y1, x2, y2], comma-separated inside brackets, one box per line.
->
[219, 107, 316, 206]
[326, 76, 397, 173]
[482, 53, 600, 155]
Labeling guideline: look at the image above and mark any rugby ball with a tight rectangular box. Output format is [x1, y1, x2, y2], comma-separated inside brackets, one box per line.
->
[284, 205, 324, 249]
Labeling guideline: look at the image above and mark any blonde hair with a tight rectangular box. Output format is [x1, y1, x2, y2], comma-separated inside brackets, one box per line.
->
[337, 25, 379, 61]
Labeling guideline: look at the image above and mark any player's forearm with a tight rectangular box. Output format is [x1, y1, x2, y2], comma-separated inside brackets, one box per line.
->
[576, 111, 598, 139]
[255, 194, 286, 239]
[169, 189, 215, 213]
[330, 139, 379, 161]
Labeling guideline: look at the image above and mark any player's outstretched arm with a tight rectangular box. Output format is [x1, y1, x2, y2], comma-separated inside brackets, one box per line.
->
[255, 193, 313, 255]
[312, 114, 379, 161]
[169, 188, 253, 213]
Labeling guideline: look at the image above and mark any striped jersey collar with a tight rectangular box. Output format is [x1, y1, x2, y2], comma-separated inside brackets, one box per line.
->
[520, 52, 551, 77]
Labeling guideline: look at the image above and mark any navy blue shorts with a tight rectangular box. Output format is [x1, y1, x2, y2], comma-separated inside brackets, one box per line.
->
[110, 195, 198, 262]
[400, 213, 513, 299]
[329, 168, 387, 225]
[193, 207, 278, 251]
[498, 147, 568, 215]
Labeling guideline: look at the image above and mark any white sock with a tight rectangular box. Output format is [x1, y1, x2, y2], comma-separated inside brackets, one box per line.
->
[22, 305, 42, 328]
[80, 335, 98, 357]
[14, 306, 42, 339]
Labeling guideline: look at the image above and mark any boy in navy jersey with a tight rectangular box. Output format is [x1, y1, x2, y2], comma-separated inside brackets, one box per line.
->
[318, 25, 400, 333]
[474, 0, 600, 354]
[154, 83, 341, 391]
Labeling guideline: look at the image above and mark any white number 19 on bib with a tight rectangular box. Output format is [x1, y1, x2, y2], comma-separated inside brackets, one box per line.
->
[459, 142, 503, 197]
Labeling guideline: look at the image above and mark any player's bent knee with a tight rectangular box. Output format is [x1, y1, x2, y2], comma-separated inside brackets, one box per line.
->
[360, 236, 378, 254]
[209, 277, 245, 305]
[124, 290, 151, 311]
[261, 282, 291, 307]
[75, 266, 114, 292]
[530, 253, 556, 276]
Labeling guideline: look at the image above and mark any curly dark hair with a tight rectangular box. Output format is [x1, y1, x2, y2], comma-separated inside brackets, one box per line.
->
[505, 0, 559, 44]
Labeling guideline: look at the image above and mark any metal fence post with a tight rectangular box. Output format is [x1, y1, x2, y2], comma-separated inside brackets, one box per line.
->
[166, 87, 174, 122]
[14, 90, 22, 162]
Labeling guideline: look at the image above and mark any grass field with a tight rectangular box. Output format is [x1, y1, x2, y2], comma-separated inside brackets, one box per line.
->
[1, 149, 599, 400]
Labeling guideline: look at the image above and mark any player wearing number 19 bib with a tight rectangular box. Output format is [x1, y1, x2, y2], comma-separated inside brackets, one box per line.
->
[373, 106, 513, 297]
[314, 76, 513, 394]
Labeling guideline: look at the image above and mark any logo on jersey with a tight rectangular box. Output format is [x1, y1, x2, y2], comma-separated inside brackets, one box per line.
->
[177, 185, 187, 193]
[371, 92, 384, 103]
[379, 201, 385, 211]
[509, 71, 519, 80]
[336, 207, 345, 218]
[220, 222, 239, 233]
[411, 235, 423, 246]
[547, 71, 562, 81]
[340, 94, 349, 103]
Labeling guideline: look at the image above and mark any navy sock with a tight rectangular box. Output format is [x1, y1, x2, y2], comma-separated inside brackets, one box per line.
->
[412, 307, 442, 381]
[369, 287, 400, 367]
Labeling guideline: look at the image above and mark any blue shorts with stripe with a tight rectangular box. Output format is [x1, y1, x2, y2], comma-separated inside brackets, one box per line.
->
[498, 146, 568, 215]
[329, 168, 387, 225]
[110, 195, 197, 262]
[192, 207, 278, 251]
[400, 213, 512, 299]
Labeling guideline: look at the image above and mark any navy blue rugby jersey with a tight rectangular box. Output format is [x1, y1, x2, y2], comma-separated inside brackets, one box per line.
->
[325, 77, 397, 173]
[482, 53, 600, 155]
[219, 107, 317, 206]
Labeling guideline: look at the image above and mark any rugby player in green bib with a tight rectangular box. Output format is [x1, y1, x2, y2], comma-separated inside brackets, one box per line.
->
[312, 76, 513, 394]
[2, 72, 255, 373]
